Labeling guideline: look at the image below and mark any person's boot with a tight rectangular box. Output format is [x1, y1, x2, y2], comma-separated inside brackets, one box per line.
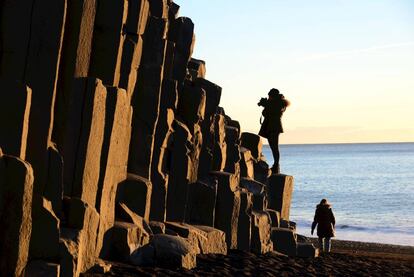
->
[271, 164, 280, 174]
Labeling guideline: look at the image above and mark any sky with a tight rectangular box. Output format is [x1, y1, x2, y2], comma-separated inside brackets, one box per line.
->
[174, 0, 414, 144]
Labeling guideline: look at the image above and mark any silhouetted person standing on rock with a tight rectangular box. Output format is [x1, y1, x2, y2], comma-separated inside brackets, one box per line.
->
[258, 88, 290, 174]
[311, 199, 336, 253]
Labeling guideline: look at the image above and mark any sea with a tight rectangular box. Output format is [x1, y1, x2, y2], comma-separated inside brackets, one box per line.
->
[262, 142, 414, 246]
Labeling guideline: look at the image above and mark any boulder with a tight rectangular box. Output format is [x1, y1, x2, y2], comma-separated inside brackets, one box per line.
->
[164, 222, 202, 254]
[103, 221, 150, 263]
[271, 227, 297, 256]
[297, 243, 319, 258]
[131, 234, 196, 270]
[240, 132, 262, 160]
[0, 79, 31, 159]
[250, 210, 273, 254]
[89, 0, 128, 86]
[193, 225, 227, 255]
[62, 78, 107, 207]
[267, 174, 294, 220]
[24, 260, 60, 277]
[165, 222, 227, 255]
[95, 87, 132, 255]
[237, 190, 252, 251]
[0, 152, 34, 277]
[211, 171, 240, 249]
[116, 174, 152, 221]
[186, 179, 217, 226]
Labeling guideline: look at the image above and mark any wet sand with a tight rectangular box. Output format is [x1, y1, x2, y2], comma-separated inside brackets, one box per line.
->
[83, 239, 414, 276]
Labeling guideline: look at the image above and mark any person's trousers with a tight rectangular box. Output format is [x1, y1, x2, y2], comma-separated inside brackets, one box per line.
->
[267, 132, 280, 172]
[318, 237, 331, 252]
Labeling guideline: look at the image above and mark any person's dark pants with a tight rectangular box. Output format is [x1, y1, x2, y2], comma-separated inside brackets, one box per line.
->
[267, 132, 280, 173]
[318, 237, 331, 252]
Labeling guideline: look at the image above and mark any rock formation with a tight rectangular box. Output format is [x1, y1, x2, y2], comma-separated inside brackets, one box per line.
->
[0, 0, 316, 275]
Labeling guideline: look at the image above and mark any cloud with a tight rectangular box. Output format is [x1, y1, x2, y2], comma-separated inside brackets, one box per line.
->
[299, 42, 414, 62]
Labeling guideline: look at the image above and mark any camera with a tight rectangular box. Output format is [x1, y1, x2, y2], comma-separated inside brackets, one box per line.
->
[257, 97, 268, 107]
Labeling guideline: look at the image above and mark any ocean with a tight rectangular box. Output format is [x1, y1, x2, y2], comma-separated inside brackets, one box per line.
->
[262, 142, 414, 246]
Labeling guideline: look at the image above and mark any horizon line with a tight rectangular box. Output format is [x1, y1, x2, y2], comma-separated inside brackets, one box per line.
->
[273, 141, 414, 146]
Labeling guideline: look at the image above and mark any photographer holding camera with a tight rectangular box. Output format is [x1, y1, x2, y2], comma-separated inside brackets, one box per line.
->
[258, 88, 290, 174]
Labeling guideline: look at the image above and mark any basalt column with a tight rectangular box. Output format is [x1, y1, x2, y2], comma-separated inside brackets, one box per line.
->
[0, 0, 67, 267]
[0, 80, 31, 160]
[0, 0, 303, 272]
[128, 15, 168, 179]
[119, 0, 149, 94]
[0, 0, 66, 195]
[148, 6, 179, 222]
[149, 79, 178, 221]
[53, 0, 98, 149]
[196, 78, 222, 178]
[166, 80, 206, 222]
[95, 87, 132, 256]
[89, 0, 128, 87]
[0, 150, 34, 277]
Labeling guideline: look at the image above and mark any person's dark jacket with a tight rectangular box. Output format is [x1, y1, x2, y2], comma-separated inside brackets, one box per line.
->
[259, 96, 287, 138]
[312, 203, 336, 238]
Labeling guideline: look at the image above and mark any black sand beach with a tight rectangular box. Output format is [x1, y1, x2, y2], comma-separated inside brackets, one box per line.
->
[83, 239, 414, 276]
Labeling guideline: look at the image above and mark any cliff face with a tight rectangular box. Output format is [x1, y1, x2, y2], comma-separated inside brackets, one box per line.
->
[0, 0, 304, 275]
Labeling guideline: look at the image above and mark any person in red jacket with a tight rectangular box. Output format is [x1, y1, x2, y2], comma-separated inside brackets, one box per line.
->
[311, 199, 336, 253]
[258, 88, 290, 174]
